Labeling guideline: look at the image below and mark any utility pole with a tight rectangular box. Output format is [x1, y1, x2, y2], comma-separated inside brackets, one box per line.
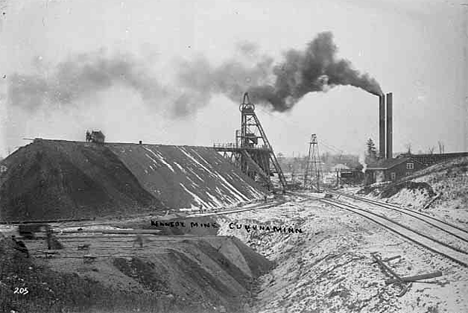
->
[303, 134, 322, 192]
[290, 164, 295, 182]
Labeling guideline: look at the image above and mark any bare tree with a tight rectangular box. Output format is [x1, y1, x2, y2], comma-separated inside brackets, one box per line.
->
[404, 143, 412, 155]
[427, 146, 435, 154]
[438, 141, 445, 154]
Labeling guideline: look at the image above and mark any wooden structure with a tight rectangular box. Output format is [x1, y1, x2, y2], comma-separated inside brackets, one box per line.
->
[213, 93, 286, 191]
[303, 134, 323, 191]
[372, 253, 410, 297]
[336, 169, 364, 186]
[38, 250, 59, 258]
[18, 223, 51, 239]
[364, 157, 426, 184]
[86, 130, 105, 143]
[397, 152, 468, 167]
[77, 244, 91, 251]
[83, 254, 97, 264]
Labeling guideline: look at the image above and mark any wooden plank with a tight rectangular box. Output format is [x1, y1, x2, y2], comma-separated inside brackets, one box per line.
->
[61, 229, 161, 235]
[372, 254, 403, 281]
[372, 255, 401, 263]
[37, 250, 59, 258]
[372, 253, 410, 297]
[0, 218, 90, 225]
[423, 194, 441, 210]
[83, 254, 97, 263]
[77, 244, 91, 250]
[383, 255, 401, 262]
[101, 229, 161, 234]
[385, 271, 443, 284]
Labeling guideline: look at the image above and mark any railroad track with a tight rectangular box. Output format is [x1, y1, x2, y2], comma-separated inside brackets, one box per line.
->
[327, 190, 468, 243]
[188, 199, 288, 217]
[288, 191, 468, 268]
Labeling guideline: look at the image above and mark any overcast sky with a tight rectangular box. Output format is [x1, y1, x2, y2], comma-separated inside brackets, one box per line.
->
[0, 0, 467, 157]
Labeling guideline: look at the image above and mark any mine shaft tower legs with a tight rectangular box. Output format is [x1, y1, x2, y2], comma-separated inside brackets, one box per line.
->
[238, 93, 287, 191]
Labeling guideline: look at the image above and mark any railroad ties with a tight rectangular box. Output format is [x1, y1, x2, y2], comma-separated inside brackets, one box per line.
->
[320, 196, 468, 267]
[290, 190, 468, 268]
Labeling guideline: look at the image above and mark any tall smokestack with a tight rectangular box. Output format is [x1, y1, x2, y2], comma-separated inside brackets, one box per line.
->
[386, 92, 393, 159]
[379, 95, 386, 159]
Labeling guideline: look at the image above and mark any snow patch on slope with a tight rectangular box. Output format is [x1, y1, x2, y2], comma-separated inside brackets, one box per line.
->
[179, 183, 213, 208]
[179, 147, 212, 173]
[144, 147, 175, 172]
[214, 172, 250, 201]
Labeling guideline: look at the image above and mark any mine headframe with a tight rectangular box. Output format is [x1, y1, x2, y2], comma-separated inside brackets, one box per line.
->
[214, 93, 287, 192]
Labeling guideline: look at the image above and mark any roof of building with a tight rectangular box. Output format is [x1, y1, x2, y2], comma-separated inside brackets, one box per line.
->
[398, 152, 468, 158]
[331, 164, 350, 171]
[367, 157, 410, 170]
[91, 130, 105, 137]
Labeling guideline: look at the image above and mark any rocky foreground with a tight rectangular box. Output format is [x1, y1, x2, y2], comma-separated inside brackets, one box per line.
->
[0, 216, 272, 313]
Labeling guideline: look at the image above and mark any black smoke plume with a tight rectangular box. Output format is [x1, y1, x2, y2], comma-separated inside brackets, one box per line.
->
[7, 32, 382, 116]
[175, 50, 274, 114]
[177, 31, 383, 112]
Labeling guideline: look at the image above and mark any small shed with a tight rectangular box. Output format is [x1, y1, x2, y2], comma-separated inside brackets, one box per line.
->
[331, 164, 350, 172]
[86, 130, 105, 144]
[364, 157, 426, 184]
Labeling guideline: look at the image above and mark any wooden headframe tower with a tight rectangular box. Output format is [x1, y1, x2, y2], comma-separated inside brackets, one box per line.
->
[214, 93, 287, 192]
[303, 134, 322, 192]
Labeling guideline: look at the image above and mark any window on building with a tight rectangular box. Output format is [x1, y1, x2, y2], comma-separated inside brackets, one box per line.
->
[390, 172, 396, 180]
[406, 163, 414, 170]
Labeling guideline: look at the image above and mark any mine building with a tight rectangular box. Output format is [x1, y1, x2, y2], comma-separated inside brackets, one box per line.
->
[86, 130, 105, 144]
[331, 164, 350, 172]
[364, 157, 426, 184]
[396, 152, 468, 167]
[336, 169, 364, 186]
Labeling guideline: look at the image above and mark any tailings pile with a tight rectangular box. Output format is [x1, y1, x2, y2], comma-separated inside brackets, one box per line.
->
[0, 140, 159, 221]
[0, 140, 266, 222]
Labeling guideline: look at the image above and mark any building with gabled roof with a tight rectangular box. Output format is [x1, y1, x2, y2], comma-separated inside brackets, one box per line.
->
[396, 152, 468, 167]
[364, 156, 426, 184]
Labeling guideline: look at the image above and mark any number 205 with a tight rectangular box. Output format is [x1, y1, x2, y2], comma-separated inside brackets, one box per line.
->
[14, 287, 29, 295]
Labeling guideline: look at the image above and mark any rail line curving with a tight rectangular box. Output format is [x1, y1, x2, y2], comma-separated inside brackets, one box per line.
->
[286, 190, 468, 268]
[328, 190, 468, 243]
[320, 198, 468, 267]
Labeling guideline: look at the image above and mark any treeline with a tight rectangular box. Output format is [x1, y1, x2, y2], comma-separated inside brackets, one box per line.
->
[277, 153, 360, 173]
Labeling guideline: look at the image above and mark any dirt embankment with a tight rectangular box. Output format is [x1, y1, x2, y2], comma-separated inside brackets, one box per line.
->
[357, 157, 468, 225]
[0, 232, 273, 313]
[358, 181, 435, 204]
